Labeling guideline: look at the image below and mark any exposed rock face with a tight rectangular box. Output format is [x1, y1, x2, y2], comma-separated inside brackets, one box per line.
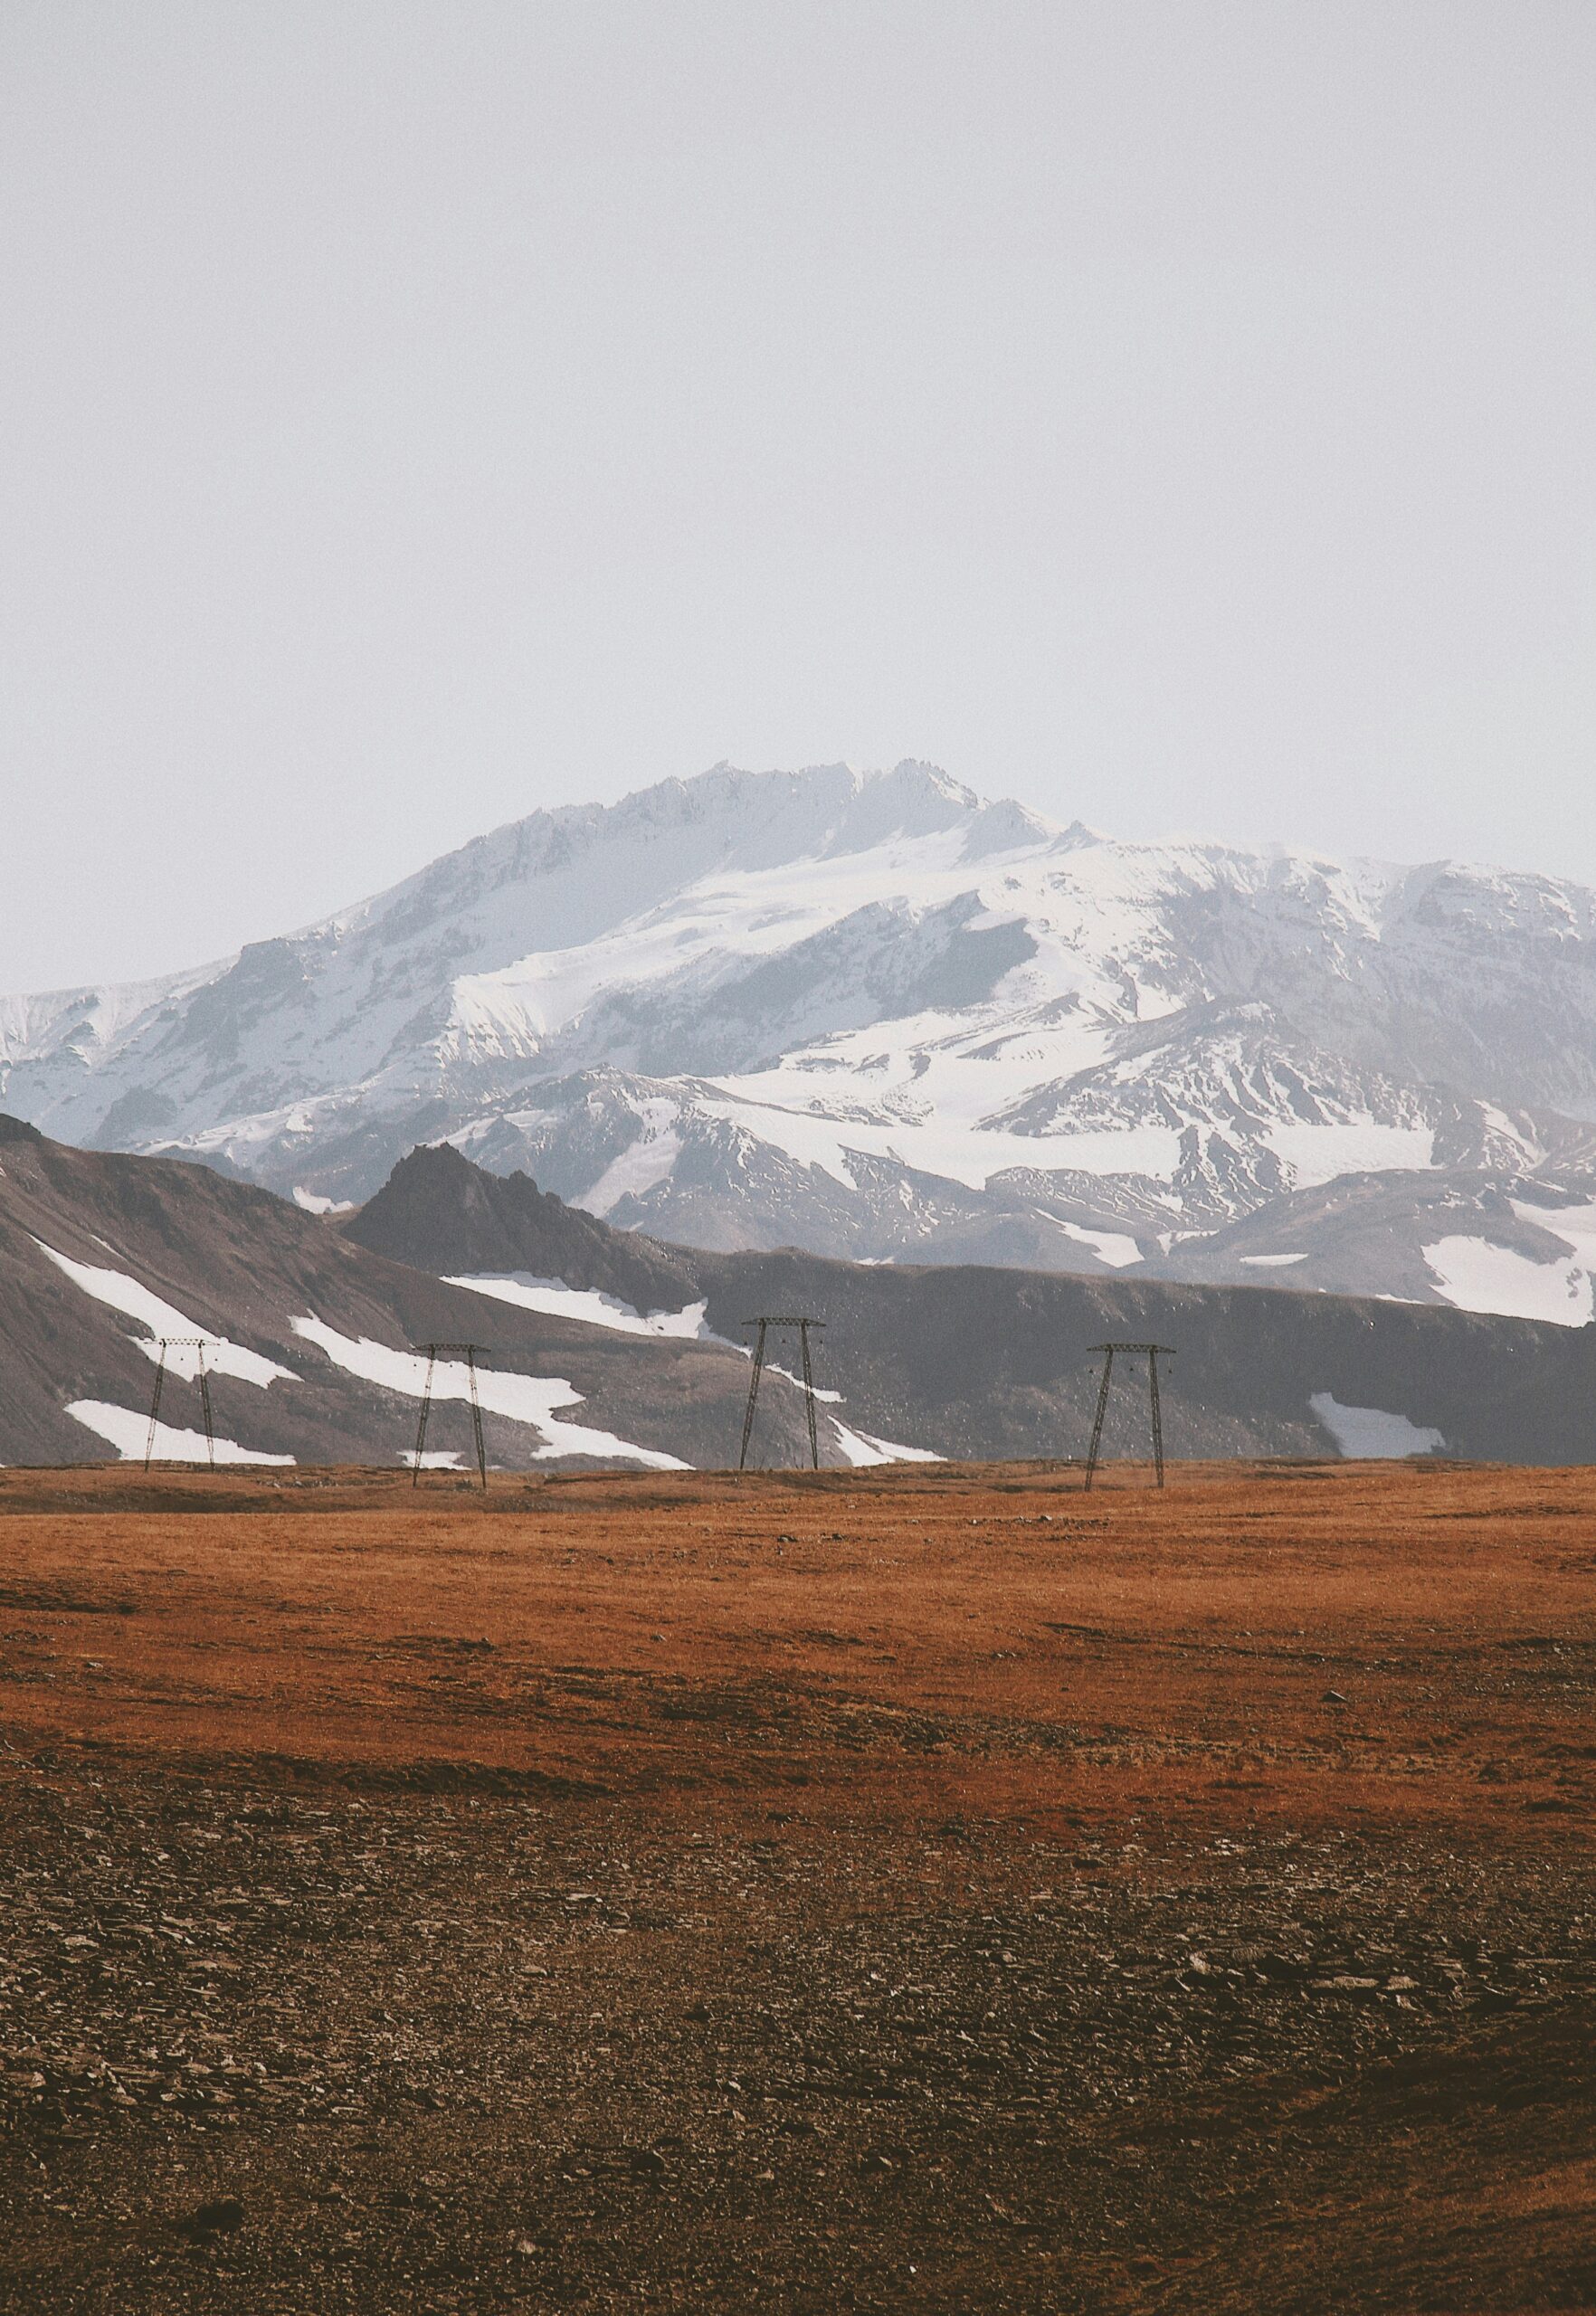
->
[351, 1143, 700, 1315]
[5, 760, 1596, 1316]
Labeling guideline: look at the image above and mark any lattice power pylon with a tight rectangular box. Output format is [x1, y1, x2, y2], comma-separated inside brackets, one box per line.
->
[409, 1343, 489, 1490]
[738, 1315, 824, 1471]
[144, 1338, 218, 1471]
[1082, 1341, 1176, 1490]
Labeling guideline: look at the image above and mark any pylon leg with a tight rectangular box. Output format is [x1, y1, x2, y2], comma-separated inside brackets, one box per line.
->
[467, 1348, 488, 1490]
[1148, 1350, 1164, 1488]
[1084, 1348, 1115, 1491]
[144, 1344, 167, 1471]
[799, 1321, 820, 1470]
[197, 1352, 215, 1472]
[739, 1322, 768, 1470]
[413, 1349, 435, 1485]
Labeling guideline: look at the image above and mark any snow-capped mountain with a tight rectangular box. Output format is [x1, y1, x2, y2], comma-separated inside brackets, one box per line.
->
[6, 759, 1596, 1321]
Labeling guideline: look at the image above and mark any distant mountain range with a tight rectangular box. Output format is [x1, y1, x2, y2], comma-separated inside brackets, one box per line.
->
[5, 760, 1596, 1320]
[5, 1118, 1593, 1469]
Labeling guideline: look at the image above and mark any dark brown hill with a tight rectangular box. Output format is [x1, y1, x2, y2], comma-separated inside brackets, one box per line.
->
[0, 1120, 810, 1470]
[345, 1143, 1596, 1466]
[5, 1116, 1595, 1470]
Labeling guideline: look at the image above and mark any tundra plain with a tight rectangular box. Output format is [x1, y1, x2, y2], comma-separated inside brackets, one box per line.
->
[0, 1459, 1592, 2313]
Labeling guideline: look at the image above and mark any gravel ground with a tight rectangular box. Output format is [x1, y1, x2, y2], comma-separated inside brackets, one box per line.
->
[3, 1761, 1593, 2313]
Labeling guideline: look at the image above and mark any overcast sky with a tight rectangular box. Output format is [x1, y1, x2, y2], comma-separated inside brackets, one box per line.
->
[2, 1, 1592, 989]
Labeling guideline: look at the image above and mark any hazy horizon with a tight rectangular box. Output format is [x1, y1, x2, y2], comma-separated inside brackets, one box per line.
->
[3, 1, 1592, 988]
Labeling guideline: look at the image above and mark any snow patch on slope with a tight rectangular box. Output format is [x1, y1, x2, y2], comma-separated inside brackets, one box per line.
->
[443, 1273, 713, 1341]
[288, 1316, 689, 1469]
[578, 1101, 683, 1217]
[1512, 1197, 1596, 1268]
[696, 1078, 1184, 1194]
[1422, 1238, 1592, 1327]
[1050, 1218, 1144, 1268]
[68, 1401, 295, 1465]
[292, 1186, 355, 1215]
[1266, 1123, 1436, 1187]
[830, 1421, 944, 1466]
[33, 1239, 295, 1387]
[762, 1364, 843, 1403]
[1308, 1393, 1445, 1458]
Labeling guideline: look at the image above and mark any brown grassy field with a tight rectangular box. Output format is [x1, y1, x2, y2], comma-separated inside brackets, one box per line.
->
[1, 1458, 1592, 2312]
